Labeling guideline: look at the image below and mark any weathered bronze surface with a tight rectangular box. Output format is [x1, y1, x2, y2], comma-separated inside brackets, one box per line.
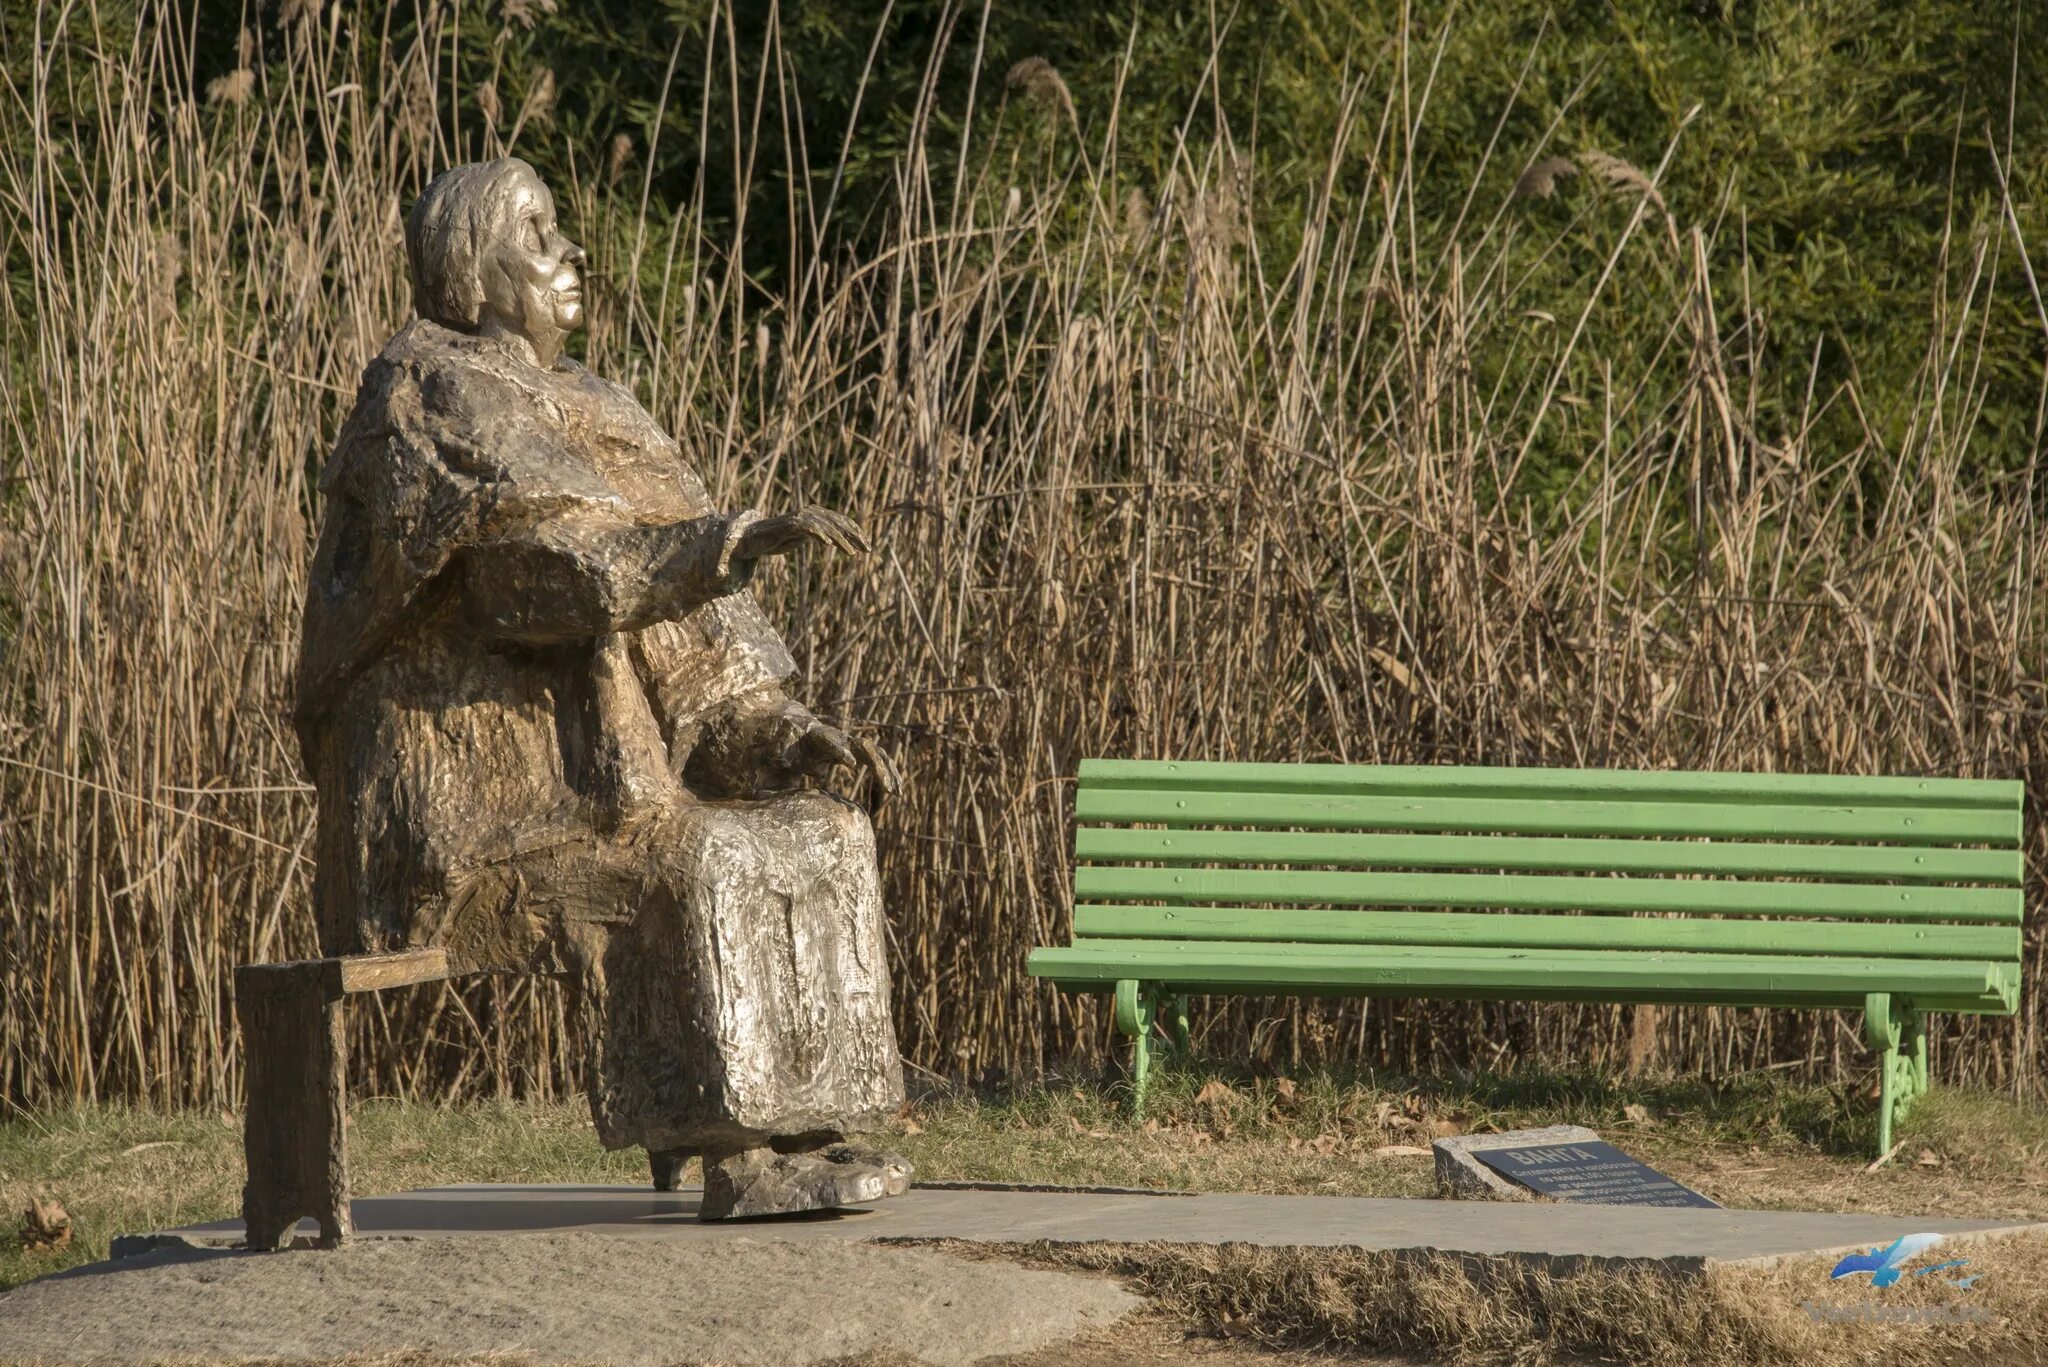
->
[294, 158, 905, 1215]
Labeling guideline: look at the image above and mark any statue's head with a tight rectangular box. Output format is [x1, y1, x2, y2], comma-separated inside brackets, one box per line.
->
[405, 158, 585, 363]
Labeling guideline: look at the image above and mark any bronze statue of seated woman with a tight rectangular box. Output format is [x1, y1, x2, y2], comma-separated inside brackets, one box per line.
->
[295, 157, 907, 1218]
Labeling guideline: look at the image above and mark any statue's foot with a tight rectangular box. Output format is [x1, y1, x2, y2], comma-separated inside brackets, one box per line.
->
[648, 1147, 691, 1193]
[821, 1142, 913, 1197]
[698, 1145, 888, 1221]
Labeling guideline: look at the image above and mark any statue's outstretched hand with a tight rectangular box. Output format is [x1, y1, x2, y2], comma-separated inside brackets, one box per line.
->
[735, 507, 871, 563]
[791, 721, 901, 810]
[848, 732, 902, 806]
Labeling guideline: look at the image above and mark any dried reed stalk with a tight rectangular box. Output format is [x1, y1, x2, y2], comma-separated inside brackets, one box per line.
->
[1, 4, 2040, 1111]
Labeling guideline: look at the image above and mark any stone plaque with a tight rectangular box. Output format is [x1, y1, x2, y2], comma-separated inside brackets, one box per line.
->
[1473, 1140, 1720, 1208]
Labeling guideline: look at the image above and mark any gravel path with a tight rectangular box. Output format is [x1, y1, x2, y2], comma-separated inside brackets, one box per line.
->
[0, 1234, 1139, 1365]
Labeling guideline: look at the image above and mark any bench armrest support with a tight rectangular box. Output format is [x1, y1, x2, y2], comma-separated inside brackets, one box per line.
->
[237, 950, 455, 1249]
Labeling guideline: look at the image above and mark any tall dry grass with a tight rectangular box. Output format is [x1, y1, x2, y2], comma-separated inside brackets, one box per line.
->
[1, 3, 2042, 1112]
[1033, 1236, 2048, 1365]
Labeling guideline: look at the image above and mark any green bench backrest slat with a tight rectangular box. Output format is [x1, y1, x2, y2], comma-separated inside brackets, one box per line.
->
[1060, 762, 2022, 976]
[1075, 788, 2019, 847]
[1071, 905, 2023, 963]
[1072, 867, 2023, 925]
[1075, 828, 2022, 885]
[1079, 758, 2022, 811]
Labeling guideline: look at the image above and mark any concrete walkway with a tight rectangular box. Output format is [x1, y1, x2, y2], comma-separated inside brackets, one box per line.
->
[136, 1182, 2046, 1272]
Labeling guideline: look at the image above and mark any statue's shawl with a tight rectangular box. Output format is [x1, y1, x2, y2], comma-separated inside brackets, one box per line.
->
[296, 319, 794, 729]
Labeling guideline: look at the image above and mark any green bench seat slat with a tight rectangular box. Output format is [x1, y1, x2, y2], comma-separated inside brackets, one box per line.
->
[1026, 940, 2019, 1014]
[1074, 828, 2022, 885]
[1071, 905, 2023, 963]
[1079, 759, 2022, 811]
[1075, 789, 2017, 847]
[1072, 867, 2022, 924]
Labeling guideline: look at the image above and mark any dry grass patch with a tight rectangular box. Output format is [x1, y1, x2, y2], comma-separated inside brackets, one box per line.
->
[894, 1066, 2048, 1219]
[1005, 1234, 2048, 1365]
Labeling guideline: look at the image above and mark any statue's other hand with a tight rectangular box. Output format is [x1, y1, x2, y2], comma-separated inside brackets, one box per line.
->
[735, 507, 872, 563]
[790, 721, 901, 811]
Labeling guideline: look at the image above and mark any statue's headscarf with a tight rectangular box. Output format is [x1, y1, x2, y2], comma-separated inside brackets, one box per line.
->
[404, 158, 536, 331]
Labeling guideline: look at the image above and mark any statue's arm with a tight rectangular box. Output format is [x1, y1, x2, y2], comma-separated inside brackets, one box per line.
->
[455, 509, 761, 644]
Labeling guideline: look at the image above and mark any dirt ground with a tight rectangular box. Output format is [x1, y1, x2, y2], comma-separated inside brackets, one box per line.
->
[0, 1235, 1143, 1367]
[985, 1313, 1406, 1365]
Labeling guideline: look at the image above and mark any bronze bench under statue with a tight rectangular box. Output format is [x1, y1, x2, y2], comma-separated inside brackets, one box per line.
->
[241, 158, 907, 1249]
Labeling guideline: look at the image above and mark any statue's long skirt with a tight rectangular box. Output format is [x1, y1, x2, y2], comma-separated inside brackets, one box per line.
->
[445, 791, 905, 1152]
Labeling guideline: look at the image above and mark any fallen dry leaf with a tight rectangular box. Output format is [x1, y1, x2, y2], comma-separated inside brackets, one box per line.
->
[1270, 1077, 1298, 1108]
[1373, 1144, 1432, 1157]
[18, 1198, 71, 1252]
[1141, 1117, 1160, 1135]
[1193, 1079, 1235, 1106]
[1311, 1133, 1339, 1156]
[1087, 1129, 1111, 1140]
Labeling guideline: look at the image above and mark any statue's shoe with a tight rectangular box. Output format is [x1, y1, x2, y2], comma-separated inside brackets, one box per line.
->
[821, 1142, 913, 1197]
[699, 1147, 888, 1221]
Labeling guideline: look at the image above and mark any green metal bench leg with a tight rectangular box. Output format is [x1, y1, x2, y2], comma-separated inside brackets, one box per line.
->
[1864, 993, 1927, 1157]
[1903, 1009, 1928, 1097]
[1865, 993, 1899, 1156]
[1114, 979, 1160, 1116]
[1168, 994, 1190, 1056]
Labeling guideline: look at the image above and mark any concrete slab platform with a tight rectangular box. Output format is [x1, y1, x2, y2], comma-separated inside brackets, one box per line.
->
[131, 1182, 2047, 1273]
[11, 1235, 1140, 1367]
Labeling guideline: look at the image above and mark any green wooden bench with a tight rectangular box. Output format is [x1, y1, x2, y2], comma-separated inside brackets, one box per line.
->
[1027, 760, 2024, 1155]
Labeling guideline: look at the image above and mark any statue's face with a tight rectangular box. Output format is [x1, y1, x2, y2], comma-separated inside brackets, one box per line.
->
[477, 165, 585, 350]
